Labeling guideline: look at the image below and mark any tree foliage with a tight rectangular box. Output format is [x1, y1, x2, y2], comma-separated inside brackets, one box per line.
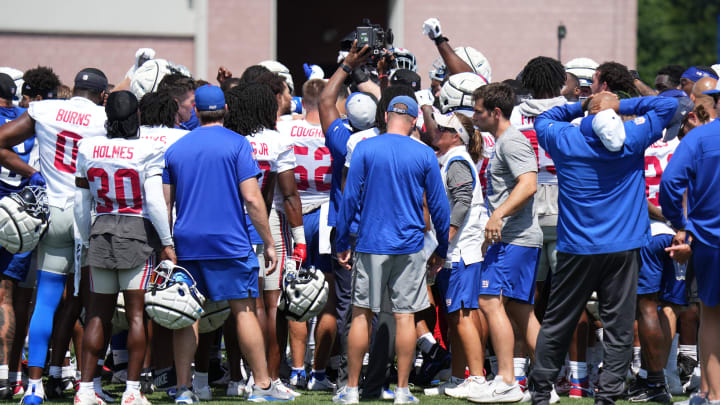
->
[637, 0, 720, 83]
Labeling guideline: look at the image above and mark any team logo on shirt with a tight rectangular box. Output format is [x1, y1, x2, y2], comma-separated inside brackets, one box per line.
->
[482, 280, 489, 288]
[446, 298, 452, 307]
[634, 116, 646, 125]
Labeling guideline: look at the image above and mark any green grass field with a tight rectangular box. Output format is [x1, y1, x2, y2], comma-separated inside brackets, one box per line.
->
[24, 384, 688, 404]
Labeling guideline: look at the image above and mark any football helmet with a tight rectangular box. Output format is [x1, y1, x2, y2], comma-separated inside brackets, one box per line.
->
[393, 48, 417, 72]
[0, 185, 49, 254]
[565, 57, 599, 86]
[259, 60, 294, 94]
[130, 59, 191, 99]
[198, 300, 231, 333]
[278, 266, 328, 322]
[439, 72, 489, 114]
[454, 46, 492, 82]
[144, 260, 205, 330]
[429, 57, 447, 82]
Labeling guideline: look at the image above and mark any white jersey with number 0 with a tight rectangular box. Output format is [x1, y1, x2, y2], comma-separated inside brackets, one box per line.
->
[276, 119, 331, 210]
[28, 97, 107, 207]
[645, 136, 679, 236]
[76, 137, 165, 218]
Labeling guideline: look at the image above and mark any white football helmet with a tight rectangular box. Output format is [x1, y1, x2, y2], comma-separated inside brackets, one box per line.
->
[0, 185, 49, 254]
[439, 72, 489, 114]
[198, 300, 230, 333]
[259, 60, 294, 94]
[565, 57, 599, 86]
[429, 57, 447, 82]
[144, 260, 205, 330]
[393, 48, 417, 72]
[278, 266, 328, 322]
[130, 59, 191, 100]
[112, 293, 129, 333]
[454, 46, 492, 82]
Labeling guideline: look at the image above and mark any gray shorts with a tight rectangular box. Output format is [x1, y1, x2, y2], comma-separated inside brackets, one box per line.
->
[37, 205, 76, 275]
[537, 226, 558, 282]
[352, 251, 430, 314]
[87, 215, 157, 270]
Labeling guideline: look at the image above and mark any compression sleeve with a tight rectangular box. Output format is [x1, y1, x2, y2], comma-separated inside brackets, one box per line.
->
[144, 175, 173, 246]
[73, 188, 92, 247]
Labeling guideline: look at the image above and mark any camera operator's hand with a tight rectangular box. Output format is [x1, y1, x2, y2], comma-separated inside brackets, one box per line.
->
[343, 40, 372, 71]
[376, 49, 394, 77]
[422, 18, 443, 40]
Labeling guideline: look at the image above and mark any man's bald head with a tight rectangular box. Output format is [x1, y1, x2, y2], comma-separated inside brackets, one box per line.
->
[691, 77, 718, 101]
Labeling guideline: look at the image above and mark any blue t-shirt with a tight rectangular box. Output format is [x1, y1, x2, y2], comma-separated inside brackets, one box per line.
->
[324, 118, 351, 227]
[660, 119, 720, 248]
[179, 109, 200, 131]
[164, 125, 260, 260]
[335, 133, 449, 257]
[535, 96, 677, 254]
[0, 107, 34, 196]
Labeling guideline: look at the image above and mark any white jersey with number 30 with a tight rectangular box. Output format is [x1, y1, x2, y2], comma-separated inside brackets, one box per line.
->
[276, 119, 331, 210]
[76, 137, 165, 218]
[28, 97, 107, 207]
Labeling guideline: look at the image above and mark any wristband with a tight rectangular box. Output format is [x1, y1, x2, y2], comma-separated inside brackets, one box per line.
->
[433, 36, 449, 46]
[379, 74, 388, 79]
[341, 64, 352, 74]
[291, 225, 306, 245]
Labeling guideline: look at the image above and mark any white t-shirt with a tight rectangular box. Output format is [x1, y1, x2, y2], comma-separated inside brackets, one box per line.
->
[28, 97, 107, 207]
[76, 136, 165, 218]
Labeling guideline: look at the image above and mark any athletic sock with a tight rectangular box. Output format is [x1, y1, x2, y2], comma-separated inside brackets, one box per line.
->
[513, 358, 528, 378]
[417, 332, 436, 354]
[632, 346, 642, 372]
[125, 380, 140, 393]
[569, 361, 588, 381]
[0, 365, 8, 380]
[29, 378, 45, 396]
[62, 365, 75, 379]
[395, 386, 410, 395]
[8, 372, 18, 384]
[679, 345, 697, 361]
[194, 371, 209, 388]
[78, 381, 93, 394]
[49, 365, 61, 379]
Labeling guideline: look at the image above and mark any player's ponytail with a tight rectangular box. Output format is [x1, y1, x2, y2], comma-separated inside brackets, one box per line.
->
[456, 113, 483, 163]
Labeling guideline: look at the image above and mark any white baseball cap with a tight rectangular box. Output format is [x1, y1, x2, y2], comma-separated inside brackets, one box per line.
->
[434, 112, 470, 144]
[592, 109, 626, 152]
[345, 92, 377, 130]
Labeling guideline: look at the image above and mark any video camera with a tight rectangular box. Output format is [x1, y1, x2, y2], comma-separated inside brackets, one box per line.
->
[343, 19, 392, 66]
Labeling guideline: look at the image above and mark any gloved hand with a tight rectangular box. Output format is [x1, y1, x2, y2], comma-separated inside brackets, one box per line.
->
[29, 172, 46, 187]
[415, 89, 435, 107]
[303, 63, 325, 80]
[293, 243, 307, 269]
[290, 97, 303, 114]
[422, 18, 442, 40]
[134, 48, 156, 69]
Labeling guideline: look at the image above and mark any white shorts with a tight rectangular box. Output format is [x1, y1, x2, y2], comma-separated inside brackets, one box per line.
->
[37, 206, 77, 275]
[267, 209, 295, 291]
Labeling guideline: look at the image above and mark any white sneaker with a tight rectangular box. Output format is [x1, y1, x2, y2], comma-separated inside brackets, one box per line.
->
[381, 388, 395, 400]
[424, 376, 463, 396]
[121, 391, 151, 405]
[273, 379, 301, 397]
[244, 375, 254, 396]
[393, 389, 419, 404]
[247, 383, 294, 402]
[332, 386, 359, 404]
[446, 376, 487, 399]
[307, 375, 336, 391]
[192, 385, 211, 401]
[226, 381, 245, 397]
[74, 391, 103, 405]
[520, 386, 560, 404]
[469, 375, 524, 403]
[666, 369, 684, 395]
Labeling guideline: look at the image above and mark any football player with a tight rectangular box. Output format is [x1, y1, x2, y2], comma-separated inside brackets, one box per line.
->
[0, 68, 109, 405]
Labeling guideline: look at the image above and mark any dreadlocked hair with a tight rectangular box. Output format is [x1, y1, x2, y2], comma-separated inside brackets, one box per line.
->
[520, 56, 566, 99]
[139, 92, 178, 127]
[22, 66, 60, 98]
[224, 82, 277, 135]
[597, 62, 638, 97]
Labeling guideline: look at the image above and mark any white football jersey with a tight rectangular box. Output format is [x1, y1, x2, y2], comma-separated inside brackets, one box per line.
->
[139, 125, 188, 152]
[344, 127, 380, 167]
[245, 128, 295, 211]
[76, 136, 165, 217]
[645, 137, 679, 236]
[276, 119, 331, 209]
[510, 108, 556, 184]
[28, 97, 107, 207]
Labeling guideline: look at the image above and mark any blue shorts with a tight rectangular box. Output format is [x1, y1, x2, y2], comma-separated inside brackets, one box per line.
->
[0, 247, 31, 282]
[435, 259, 481, 313]
[691, 242, 720, 307]
[302, 209, 332, 273]
[179, 256, 260, 301]
[479, 243, 540, 304]
[639, 234, 687, 305]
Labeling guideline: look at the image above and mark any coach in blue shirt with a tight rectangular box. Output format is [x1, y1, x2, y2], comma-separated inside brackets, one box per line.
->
[333, 96, 449, 404]
[529, 93, 677, 405]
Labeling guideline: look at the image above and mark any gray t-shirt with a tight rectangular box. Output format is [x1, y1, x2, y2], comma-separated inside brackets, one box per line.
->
[486, 125, 542, 247]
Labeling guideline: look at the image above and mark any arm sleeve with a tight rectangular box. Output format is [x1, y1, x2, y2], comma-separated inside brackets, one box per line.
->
[335, 143, 366, 252]
[144, 175, 173, 246]
[73, 187, 93, 247]
[534, 102, 584, 153]
[659, 136, 695, 230]
[446, 160, 474, 227]
[619, 96, 678, 150]
[425, 152, 451, 258]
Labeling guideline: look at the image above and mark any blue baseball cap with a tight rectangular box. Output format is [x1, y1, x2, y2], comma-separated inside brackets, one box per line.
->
[195, 85, 225, 111]
[681, 66, 718, 82]
[386, 95, 418, 118]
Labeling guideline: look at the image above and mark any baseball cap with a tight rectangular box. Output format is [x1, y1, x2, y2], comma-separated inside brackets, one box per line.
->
[0, 73, 17, 101]
[195, 85, 225, 111]
[74, 68, 108, 91]
[591, 109, 626, 152]
[390, 69, 422, 91]
[345, 92, 377, 130]
[663, 96, 694, 140]
[386, 95, 418, 118]
[434, 112, 470, 144]
[681, 66, 718, 82]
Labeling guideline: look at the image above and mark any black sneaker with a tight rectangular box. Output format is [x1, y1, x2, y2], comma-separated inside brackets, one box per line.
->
[677, 354, 697, 383]
[141, 369, 155, 395]
[627, 376, 648, 398]
[0, 379, 12, 400]
[45, 376, 65, 399]
[628, 384, 672, 403]
[412, 343, 451, 386]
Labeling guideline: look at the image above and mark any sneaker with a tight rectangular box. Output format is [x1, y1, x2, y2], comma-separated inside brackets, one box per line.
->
[307, 373, 336, 391]
[289, 369, 307, 389]
[446, 376, 488, 399]
[96, 389, 116, 404]
[569, 377, 593, 398]
[627, 376, 649, 398]
[166, 387, 177, 400]
[393, 389, 419, 404]
[121, 391, 151, 405]
[46, 376, 65, 399]
[413, 343, 452, 386]
[628, 384, 672, 403]
[677, 354, 697, 384]
[247, 383, 294, 402]
[273, 379, 301, 397]
[674, 392, 708, 405]
[665, 369, 684, 396]
[140, 373, 155, 395]
[225, 381, 245, 397]
[192, 385, 211, 401]
[381, 388, 395, 400]
[244, 375, 254, 396]
[63, 377, 76, 391]
[683, 369, 701, 394]
[332, 386, 359, 404]
[73, 391, 102, 405]
[468, 375, 524, 403]
[0, 379, 13, 400]
[174, 387, 200, 404]
[555, 376, 572, 396]
[13, 380, 25, 397]
[520, 387, 560, 404]
[424, 376, 464, 396]
[21, 384, 45, 405]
